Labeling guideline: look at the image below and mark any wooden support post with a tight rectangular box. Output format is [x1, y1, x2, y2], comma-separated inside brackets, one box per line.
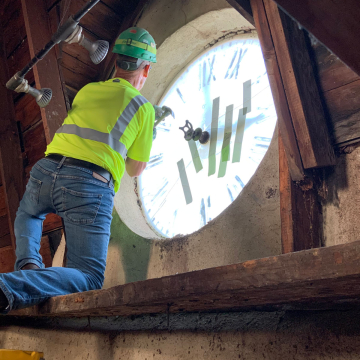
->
[271, 0, 360, 77]
[21, 0, 68, 143]
[264, 0, 335, 169]
[279, 131, 322, 253]
[0, 33, 24, 253]
[250, 0, 304, 181]
[226, 0, 254, 26]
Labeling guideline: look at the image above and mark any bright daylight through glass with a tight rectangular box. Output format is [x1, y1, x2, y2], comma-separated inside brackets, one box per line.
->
[140, 37, 277, 238]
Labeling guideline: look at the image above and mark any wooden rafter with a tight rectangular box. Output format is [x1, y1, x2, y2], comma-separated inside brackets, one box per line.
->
[21, 0, 68, 143]
[264, 0, 335, 169]
[12, 239, 360, 317]
[250, 0, 304, 181]
[272, 0, 360, 77]
[225, 0, 254, 26]
[0, 32, 24, 253]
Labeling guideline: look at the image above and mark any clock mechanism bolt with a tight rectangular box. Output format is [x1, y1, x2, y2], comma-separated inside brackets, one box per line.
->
[179, 120, 210, 144]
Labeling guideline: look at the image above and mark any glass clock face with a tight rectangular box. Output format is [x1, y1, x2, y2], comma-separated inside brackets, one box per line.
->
[139, 37, 277, 238]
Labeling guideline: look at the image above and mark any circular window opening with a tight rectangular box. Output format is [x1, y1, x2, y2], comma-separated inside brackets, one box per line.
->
[139, 36, 277, 238]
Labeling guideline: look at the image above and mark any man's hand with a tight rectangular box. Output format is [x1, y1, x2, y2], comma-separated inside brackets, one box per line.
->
[126, 157, 147, 177]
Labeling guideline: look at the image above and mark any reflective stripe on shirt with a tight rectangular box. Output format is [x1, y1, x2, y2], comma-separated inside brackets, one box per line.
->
[56, 95, 149, 159]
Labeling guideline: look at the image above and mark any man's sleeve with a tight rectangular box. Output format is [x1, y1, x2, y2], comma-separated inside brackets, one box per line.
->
[127, 104, 155, 162]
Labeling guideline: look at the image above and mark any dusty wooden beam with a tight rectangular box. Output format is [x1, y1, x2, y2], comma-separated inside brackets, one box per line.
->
[272, 0, 360, 77]
[279, 132, 322, 253]
[226, 0, 254, 26]
[250, 0, 303, 180]
[12, 239, 360, 317]
[0, 246, 16, 273]
[0, 32, 24, 253]
[21, 0, 68, 143]
[264, 0, 335, 169]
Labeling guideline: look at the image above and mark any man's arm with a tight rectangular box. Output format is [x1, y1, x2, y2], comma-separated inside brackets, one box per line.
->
[125, 156, 147, 177]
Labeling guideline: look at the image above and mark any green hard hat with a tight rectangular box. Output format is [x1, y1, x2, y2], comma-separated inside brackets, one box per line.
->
[112, 27, 157, 63]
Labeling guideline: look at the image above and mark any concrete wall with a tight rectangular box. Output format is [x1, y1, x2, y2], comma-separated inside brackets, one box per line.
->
[3, 309, 360, 359]
[322, 145, 360, 246]
[104, 0, 281, 289]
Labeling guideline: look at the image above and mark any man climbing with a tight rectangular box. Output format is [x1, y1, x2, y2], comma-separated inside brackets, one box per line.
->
[0, 27, 160, 313]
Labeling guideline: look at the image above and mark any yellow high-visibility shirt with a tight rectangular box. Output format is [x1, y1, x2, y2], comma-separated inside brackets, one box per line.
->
[45, 78, 155, 192]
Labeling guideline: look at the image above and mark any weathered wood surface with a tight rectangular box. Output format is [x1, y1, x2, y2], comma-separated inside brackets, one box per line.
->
[250, 0, 303, 180]
[15, 95, 42, 133]
[0, 246, 16, 273]
[43, 214, 63, 234]
[312, 43, 359, 94]
[23, 121, 47, 170]
[12, 240, 360, 317]
[264, 0, 334, 168]
[279, 132, 293, 253]
[324, 80, 360, 146]
[226, 0, 254, 26]
[279, 133, 322, 254]
[0, 32, 24, 251]
[21, 0, 68, 143]
[272, 0, 360, 77]
[1, 0, 26, 58]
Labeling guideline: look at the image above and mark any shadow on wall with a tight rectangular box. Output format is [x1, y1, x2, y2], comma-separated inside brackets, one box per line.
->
[103, 210, 152, 288]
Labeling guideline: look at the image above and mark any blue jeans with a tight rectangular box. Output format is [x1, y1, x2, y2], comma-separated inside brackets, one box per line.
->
[0, 157, 115, 313]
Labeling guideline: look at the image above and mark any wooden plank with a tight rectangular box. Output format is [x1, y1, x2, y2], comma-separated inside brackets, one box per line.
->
[12, 239, 360, 317]
[0, 215, 10, 239]
[279, 131, 322, 253]
[15, 94, 42, 132]
[0, 32, 24, 251]
[226, 0, 254, 26]
[324, 80, 360, 146]
[312, 43, 359, 93]
[0, 187, 7, 217]
[101, 0, 140, 16]
[264, 0, 335, 169]
[7, 38, 35, 88]
[21, 0, 68, 143]
[23, 121, 47, 168]
[66, 0, 124, 44]
[272, 0, 360, 77]
[43, 213, 63, 234]
[278, 131, 293, 253]
[0, 234, 12, 249]
[0, 246, 16, 273]
[61, 52, 98, 83]
[40, 236, 53, 268]
[250, 0, 303, 180]
[61, 66, 92, 91]
[1, 0, 27, 58]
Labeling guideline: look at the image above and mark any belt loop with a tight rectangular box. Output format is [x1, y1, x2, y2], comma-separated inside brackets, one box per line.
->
[57, 156, 66, 169]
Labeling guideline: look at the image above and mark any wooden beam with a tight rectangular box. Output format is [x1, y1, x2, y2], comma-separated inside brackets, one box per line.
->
[279, 131, 322, 253]
[0, 32, 24, 252]
[226, 0, 254, 26]
[12, 239, 360, 317]
[0, 246, 16, 273]
[250, 0, 303, 180]
[264, 0, 335, 169]
[21, 0, 68, 143]
[272, 0, 360, 77]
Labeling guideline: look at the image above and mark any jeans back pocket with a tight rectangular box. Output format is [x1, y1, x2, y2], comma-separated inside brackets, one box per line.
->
[62, 187, 102, 224]
[26, 175, 42, 204]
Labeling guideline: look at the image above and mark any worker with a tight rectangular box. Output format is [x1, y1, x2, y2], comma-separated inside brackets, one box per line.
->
[0, 27, 162, 313]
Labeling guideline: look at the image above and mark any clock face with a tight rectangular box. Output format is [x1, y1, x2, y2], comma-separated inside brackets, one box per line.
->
[139, 37, 277, 238]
